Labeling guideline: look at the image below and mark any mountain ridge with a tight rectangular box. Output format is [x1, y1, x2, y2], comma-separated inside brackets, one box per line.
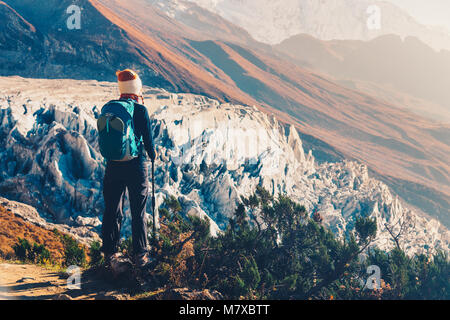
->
[1, 0, 249, 103]
[186, 0, 450, 51]
[275, 33, 450, 123]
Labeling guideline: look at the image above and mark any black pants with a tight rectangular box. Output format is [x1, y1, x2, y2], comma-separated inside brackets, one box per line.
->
[101, 157, 149, 257]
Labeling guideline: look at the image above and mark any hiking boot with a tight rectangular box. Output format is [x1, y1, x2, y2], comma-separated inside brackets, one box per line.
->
[102, 252, 116, 278]
[134, 252, 155, 269]
[104, 252, 117, 269]
[104, 252, 133, 277]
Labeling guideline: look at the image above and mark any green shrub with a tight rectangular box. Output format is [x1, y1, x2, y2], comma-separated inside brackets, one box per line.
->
[88, 240, 104, 268]
[119, 237, 134, 258]
[192, 189, 380, 299]
[127, 188, 450, 300]
[12, 238, 51, 264]
[12, 238, 31, 261]
[59, 234, 87, 267]
[32, 243, 51, 264]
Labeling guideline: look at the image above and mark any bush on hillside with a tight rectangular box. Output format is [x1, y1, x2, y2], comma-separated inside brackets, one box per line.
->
[106, 188, 450, 300]
[53, 230, 87, 268]
[12, 238, 51, 264]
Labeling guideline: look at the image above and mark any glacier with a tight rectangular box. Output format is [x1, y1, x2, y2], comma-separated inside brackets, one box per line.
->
[0, 76, 448, 255]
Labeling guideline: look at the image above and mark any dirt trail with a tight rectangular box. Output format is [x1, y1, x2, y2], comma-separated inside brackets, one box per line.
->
[0, 263, 69, 300]
[0, 262, 129, 300]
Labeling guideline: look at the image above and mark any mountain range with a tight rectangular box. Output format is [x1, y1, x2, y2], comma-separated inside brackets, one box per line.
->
[0, 0, 449, 232]
[275, 33, 450, 123]
[186, 0, 450, 52]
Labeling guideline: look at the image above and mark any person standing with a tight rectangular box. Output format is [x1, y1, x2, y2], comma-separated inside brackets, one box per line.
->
[97, 69, 157, 269]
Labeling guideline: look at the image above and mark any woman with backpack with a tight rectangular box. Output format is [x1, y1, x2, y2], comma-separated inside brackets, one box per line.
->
[97, 69, 157, 270]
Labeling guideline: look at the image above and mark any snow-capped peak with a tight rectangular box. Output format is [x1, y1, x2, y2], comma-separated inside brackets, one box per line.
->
[185, 0, 450, 51]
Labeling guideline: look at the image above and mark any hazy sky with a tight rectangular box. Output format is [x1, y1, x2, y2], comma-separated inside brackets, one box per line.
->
[384, 0, 450, 31]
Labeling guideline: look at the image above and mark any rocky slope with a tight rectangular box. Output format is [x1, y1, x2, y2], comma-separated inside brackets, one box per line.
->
[0, 197, 100, 248]
[0, 77, 448, 255]
[187, 0, 450, 51]
[144, 0, 259, 46]
[0, 0, 241, 101]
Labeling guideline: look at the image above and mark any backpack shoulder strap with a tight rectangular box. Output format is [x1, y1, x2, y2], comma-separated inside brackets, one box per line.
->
[123, 99, 143, 149]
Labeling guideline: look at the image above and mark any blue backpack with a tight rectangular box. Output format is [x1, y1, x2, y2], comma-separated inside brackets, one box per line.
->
[97, 99, 142, 161]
